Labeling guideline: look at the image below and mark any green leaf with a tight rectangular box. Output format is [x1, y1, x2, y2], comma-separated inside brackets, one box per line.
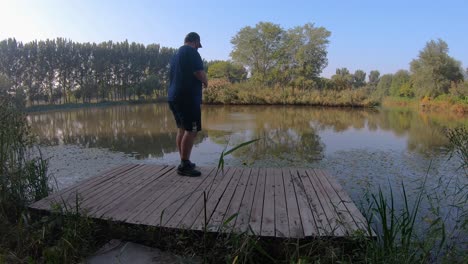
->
[223, 139, 260, 156]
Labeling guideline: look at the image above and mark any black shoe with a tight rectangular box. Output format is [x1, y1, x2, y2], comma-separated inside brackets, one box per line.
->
[177, 164, 201, 177]
[189, 161, 196, 168]
[181, 160, 196, 168]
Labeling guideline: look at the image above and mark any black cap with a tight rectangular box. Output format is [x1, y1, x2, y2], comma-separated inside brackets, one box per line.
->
[184, 32, 202, 48]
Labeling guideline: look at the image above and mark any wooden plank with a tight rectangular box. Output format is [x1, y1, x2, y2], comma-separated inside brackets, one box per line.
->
[63, 164, 147, 205]
[139, 166, 215, 226]
[45, 164, 147, 212]
[79, 164, 157, 213]
[158, 167, 216, 226]
[273, 168, 289, 237]
[103, 166, 175, 221]
[305, 169, 346, 236]
[295, 168, 332, 235]
[30, 164, 138, 209]
[126, 167, 190, 224]
[281, 168, 304, 238]
[164, 168, 228, 228]
[249, 167, 266, 236]
[261, 168, 275, 237]
[312, 169, 359, 235]
[188, 167, 237, 230]
[93, 165, 172, 219]
[43, 164, 134, 200]
[222, 168, 252, 232]
[234, 168, 259, 233]
[318, 170, 374, 236]
[205, 167, 244, 232]
[88, 165, 167, 216]
[119, 167, 182, 223]
[287, 168, 318, 237]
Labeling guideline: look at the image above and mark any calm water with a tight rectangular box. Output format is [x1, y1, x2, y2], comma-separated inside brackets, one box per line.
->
[28, 104, 467, 215]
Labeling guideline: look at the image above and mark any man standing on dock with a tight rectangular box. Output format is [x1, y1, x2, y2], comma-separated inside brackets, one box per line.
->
[168, 32, 208, 177]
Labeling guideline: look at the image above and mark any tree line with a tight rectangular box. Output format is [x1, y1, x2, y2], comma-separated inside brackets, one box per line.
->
[208, 22, 467, 100]
[1, 22, 467, 106]
[0, 38, 176, 105]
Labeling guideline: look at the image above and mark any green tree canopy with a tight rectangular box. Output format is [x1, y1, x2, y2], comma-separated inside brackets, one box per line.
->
[207, 60, 247, 83]
[0, 73, 12, 96]
[284, 23, 331, 84]
[390, 70, 412, 97]
[368, 70, 380, 87]
[230, 22, 330, 87]
[375, 74, 393, 97]
[353, 70, 366, 88]
[230, 22, 284, 84]
[410, 39, 463, 98]
[331, 68, 353, 90]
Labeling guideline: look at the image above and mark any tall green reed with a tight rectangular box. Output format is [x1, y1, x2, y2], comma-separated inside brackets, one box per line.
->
[445, 126, 468, 170]
[360, 127, 468, 264]
[0, 95, 100, 263]
[0, 96, 50, 220]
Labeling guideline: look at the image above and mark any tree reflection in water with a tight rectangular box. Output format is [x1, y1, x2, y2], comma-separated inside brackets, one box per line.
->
[28, 104, 467, 162]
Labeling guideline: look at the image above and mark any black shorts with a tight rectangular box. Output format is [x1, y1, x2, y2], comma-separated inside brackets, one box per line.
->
[168, 101, 201, 132]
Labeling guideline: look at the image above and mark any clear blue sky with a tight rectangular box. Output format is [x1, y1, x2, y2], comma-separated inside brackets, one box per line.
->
[1, 0, 467, 77]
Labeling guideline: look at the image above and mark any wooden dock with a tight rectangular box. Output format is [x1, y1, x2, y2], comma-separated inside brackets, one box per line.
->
[29, 164, 371, 238]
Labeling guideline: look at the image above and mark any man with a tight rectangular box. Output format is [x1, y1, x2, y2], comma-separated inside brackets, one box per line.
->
[168, 32, 208, 177]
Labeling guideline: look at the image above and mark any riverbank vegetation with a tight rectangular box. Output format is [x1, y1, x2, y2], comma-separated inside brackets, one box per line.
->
[0, 22, 466, 113]
[0, 95, 100, 263]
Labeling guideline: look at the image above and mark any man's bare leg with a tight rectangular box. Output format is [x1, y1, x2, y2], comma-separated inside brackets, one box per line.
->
[180, 131, 197, 161]
[176, 128, 184, 158]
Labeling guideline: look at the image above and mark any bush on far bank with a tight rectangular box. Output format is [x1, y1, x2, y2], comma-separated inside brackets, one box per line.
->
[203, 78, 380, 107]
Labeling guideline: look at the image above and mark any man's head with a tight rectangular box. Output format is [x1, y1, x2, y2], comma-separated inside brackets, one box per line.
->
[184, 32, 202, 49]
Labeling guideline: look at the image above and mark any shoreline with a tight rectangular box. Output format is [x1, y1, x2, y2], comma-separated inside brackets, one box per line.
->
[25, 98, 168, 113]
[25, 97, 467, 116]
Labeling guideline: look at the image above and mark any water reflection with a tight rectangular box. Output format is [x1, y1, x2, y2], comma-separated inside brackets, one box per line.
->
[28, 105, 206, 159]
[28, 104, 467, 161]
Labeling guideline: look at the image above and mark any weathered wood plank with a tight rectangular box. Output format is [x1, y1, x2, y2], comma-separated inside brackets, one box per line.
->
[80, 165, 156, 214]
[295, 168, 332, 235]
[125, 168, 182, 224]
[286, 168, 318, 237]
[98, 165, 174, 220]
[136, 167, 215, 226]
[186, 167, 236, 230]
[312, 169, 358, 235]
[261, 168, 275, 237]
[46, 164, 147, 212]
[318, 170, 374, 236]
[234, 168, 259, 233]
[162, 167, 220, 228]
[222, 168, 252, 232]
[305, 169, 346, 236]
[31, 164, 138, 210]
[89, 165, 169, 217]
[273, 168, 289, 238]
[157, 167, 216, 226]
[282, 168, 304, 238]
[206, 167, 245, 232]
[249, 168, 266, 236]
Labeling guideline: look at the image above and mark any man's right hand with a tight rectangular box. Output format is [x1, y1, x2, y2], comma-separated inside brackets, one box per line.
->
[194, 70, 208, 88]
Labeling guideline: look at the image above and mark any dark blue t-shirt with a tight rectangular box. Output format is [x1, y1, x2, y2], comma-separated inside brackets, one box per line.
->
[168, 45, 204, 104]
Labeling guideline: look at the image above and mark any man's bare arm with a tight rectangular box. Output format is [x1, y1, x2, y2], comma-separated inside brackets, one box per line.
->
[194, 70, 208, 88]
